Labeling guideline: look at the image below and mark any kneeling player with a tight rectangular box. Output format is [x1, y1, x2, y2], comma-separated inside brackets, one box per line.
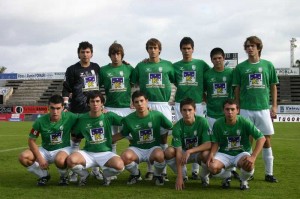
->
[18, 95, 78, 186]
[113, 91, 173, 186]
[207, 99, 266, 190]
[66, 91, 124, 186]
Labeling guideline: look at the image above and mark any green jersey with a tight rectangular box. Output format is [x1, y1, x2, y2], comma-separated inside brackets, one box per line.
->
[174, 59, 210, 103]
[232, 59, 279, 110]
[132, 59, 175, 102]
[121, 110, 173, 149]
[99, 63, 134, 108]
[29, 112, 78, 151]
[171, 115, 211, 150]
[73, 112, 123, 152]
[211, 115, 264, 156]
[204, 67, 233, 119]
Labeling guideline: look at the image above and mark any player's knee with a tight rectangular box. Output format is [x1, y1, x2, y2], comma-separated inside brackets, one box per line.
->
[164, 147, 175, 160]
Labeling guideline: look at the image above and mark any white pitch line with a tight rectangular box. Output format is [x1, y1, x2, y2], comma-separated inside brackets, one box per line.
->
[272, 138, 300, 141]
[0, 146, 27, 153]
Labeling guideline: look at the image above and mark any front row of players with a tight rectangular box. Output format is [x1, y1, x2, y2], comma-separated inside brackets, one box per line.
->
[19, 91, 266, 190]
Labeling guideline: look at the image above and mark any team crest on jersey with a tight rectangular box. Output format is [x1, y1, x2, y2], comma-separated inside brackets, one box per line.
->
[185, 137, 198, 150]
[236, 129, 241, 136]
[158, 67, 162, 72]
[192, 65, 196, 71]
[99, 121, 103, 127]
[90, 127, 105, 143]
[148, 122, 152, 128]
[248, 73, 264, 88]
[258, 67, 262, 73]
[138, 128, 154, 144]
[212, 83, 227, 97]
[223, 76, 227, 82]
[194, 130, 197, 136]
[120, 71, 124, 76]
[50, 131, 63, 145]
[59, 125, 63, 131]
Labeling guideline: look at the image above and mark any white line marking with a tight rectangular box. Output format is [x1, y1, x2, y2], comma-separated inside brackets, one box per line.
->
[0, 146, 27, 153]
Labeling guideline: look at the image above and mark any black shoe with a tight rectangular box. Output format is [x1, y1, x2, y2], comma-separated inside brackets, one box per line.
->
[127, 170, 141, 185]
[265, 175, 278, 183]
[154, 175, 164, 186]
[162, 173, 169, 182]
[240, 181, 250, 190]
[222, 177, 231, 189]
[37, 175, 51, 186]
[58, 176, 69, 186]
[231, 170, 240, 180]
[191, 171, 200, 180]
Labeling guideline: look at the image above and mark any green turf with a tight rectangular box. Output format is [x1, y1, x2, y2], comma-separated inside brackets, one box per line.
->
[0, 121, 299, 199]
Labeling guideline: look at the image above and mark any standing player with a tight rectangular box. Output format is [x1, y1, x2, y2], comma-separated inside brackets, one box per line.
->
[66, 91, 124, 186]
[113, 91, 173, 186]
[18, 95, 78, 186]
[207, 99, 266, 190]
[99, 42, 134, 155]
[62, 41, 102, 180]
[203, 48, 238, 179]
[233, 36, 278, 182]
[165, 98, 212, 190]
[173, 37, 210, 179]
[132, 38, 174, 180]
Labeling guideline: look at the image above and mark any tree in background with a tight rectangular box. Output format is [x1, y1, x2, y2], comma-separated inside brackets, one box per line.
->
[0, 66, 7, 73]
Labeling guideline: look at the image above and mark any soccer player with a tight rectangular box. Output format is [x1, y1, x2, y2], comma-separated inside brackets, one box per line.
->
[18, 95, 78, 186]
[203, 48, 239, 179]
[207, 99, 266, 190]
[173, 37, 210, 179]
[233, 36, 279, 182]
[165, 98, 212, 190]
[62, 41, 102, 181]
[66, 91, 124, 186]
[132, 38, 174, 180]
[113, 91, 173, 186]
[99, 42, 134, 154]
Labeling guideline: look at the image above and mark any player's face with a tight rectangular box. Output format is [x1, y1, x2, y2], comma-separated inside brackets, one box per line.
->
[133, 96, 148, 113]
[245, 41, 260, 58]
[89, 97, 103, 113]
[181, 44, 194, 60]
[211, 53, 224, 68]
[110, 52, 122, 66]
[49, 103, 63, 122]
[147, 45, 160, 59]
[181, 104, 195, 124]
[224, 103, 239, 122]
[78, 48, 93, 64]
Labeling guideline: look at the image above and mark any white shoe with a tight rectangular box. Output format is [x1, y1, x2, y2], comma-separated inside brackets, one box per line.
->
[69, 171, 78, 182]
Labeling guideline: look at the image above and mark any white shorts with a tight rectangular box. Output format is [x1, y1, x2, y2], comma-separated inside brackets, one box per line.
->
[128, 146, 161, 164]
[240, 109, 274, 135]
[39, 146, 73, 164]
[207, 116, 217, 130]
[77, 150, 118, 168]
[106, 107, 134, 135]
[148, 102, 172, 135]
[174, 102, 205, 122]
[214, 152, 250, 168]
[182, 149, 200, 164]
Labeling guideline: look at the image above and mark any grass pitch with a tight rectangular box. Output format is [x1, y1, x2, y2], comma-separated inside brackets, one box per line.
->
[0, 121, 299, 199]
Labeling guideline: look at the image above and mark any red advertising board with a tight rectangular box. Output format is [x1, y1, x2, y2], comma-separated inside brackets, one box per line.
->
[0, 113, 25, 121]
[13, 106, 48, 114]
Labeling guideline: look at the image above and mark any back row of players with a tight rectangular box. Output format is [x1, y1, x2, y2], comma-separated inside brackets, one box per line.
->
[19, 36, 278, 190]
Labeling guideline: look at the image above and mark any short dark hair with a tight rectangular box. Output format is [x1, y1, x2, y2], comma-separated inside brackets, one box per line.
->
[180, 37, 194, 49]
[180, 98, 196, 111]
[244, 36, 263, 57]
[108, 42, 124, 59]
[77, 41, 93, 57]
[86, 90, 105, 104]
[49, 95, 64, 105]
[131, 90, 148, 103]
[146, 38, 162, 51]
[223, 99, 239, 109]
[210, 47, 225, 59]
